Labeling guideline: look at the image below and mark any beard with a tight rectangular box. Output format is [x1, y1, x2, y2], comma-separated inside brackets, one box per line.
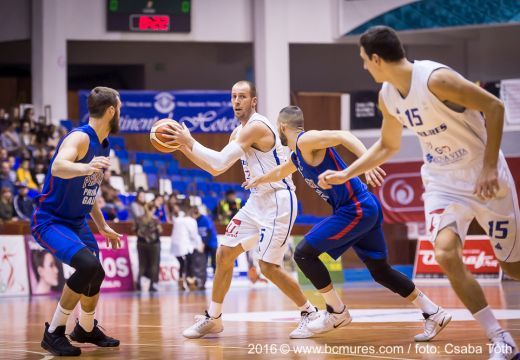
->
[109, 112, 120, 134]
[279, 131, 288, 146]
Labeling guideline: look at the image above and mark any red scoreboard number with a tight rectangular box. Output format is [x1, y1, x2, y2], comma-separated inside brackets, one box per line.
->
[130, 15, 170, 32]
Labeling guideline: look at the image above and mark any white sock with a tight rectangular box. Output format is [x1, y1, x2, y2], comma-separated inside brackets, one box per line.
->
[298, 301, 316, 313]
[208, 301, 222, 318]
[48, 303, 72, 333]
[473, 306, 502, 338]
[411, 290, 439, 315]
[321, 289, 345, 313]
[79, 309, 95, 332]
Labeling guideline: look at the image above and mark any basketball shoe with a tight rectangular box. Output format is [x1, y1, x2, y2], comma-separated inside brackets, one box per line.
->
[69, 319, 120, 347]
[183, 311, 224, 339]
[41, 322, 81, 356]
[306, 305, 352, 334]
[414, 307, 452, 342]
[289, 308, 318, 339]
[488, 330, 518, 360]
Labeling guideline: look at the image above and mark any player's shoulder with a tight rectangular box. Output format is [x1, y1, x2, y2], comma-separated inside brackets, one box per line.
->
[62, 130, 90, 146]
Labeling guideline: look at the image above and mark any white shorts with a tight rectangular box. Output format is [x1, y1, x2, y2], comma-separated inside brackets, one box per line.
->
[220, 189, 297, 265]
[423, 153, 520, 262]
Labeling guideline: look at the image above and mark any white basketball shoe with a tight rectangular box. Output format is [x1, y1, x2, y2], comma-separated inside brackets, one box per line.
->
[488, 330, 518, 360]
[182, 311, 224, 339]
[414, 307, 452, 342]
[289, 308, 318, 339]
[307, 305, 352, 334]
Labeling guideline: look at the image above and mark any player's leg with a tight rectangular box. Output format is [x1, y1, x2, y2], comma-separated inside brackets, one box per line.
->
[256, 190, 318, 338]
[33, 223, 103, 356]
[68, 225, 119, 347]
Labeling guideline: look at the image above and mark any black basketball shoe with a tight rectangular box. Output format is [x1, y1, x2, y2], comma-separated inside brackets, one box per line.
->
[41, 322, 81, 356]
[69, 319, 120, 347]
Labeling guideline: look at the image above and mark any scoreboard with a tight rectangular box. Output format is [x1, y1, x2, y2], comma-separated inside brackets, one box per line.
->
[107, 0, 191, 33]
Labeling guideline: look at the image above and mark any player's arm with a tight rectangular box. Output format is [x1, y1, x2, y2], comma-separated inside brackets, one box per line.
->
[297, 130, 369, 158]
[428, 68, 504, 199]
[51, 132, 111, 179]
[90, 196, 122, 249]
[244, 160, 297, 190]
[318, 93, 402, 189]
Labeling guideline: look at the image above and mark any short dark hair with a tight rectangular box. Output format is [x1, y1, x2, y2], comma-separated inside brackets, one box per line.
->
[279, 106, 304, 129]
[360, 26, 405, 62]
[87, 86, 120, 118]
[233, 80, 257, 98]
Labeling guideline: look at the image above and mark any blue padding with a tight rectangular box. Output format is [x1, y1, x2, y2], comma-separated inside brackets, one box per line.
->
[343, 265, 414, 282]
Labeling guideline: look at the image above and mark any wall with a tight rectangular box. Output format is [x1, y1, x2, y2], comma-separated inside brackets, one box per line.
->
[0, 0, 30, 42]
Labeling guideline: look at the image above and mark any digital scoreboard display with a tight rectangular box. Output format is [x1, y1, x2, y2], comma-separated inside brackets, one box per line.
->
[107, 0, 191, 33]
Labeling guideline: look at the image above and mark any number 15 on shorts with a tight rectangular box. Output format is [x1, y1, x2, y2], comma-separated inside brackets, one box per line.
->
[488, 220, 509, 239]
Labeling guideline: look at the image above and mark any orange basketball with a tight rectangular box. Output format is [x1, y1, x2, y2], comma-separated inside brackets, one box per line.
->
[150, 118, 181, 153]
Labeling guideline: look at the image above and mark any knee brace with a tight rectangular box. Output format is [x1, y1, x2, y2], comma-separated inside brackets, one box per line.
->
[67, 248, 105, 296]
[364, 258, 415, 298]
[294, 239, 331, 290]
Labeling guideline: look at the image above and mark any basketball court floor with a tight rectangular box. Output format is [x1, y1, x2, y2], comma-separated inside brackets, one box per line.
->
[1, 281, 519, 359]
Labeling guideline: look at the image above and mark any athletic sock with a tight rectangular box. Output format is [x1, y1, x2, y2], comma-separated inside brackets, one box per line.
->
[298, 301, 316, 313]
[49, 303, 73, 333]
[208, 301, 222, 318]
[79, 309, 95, 332]
[473, 306, 502, 338]
[321, 289, 344, 313]
[411, 290, 439, 315]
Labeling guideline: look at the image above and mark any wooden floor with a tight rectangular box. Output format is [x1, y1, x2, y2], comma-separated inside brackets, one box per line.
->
[1, 281, 519, 360]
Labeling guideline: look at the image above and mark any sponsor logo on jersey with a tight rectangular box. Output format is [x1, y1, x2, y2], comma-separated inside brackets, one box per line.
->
[417, 123, 447, 137]
[426, 147, 468, 165]
[304, 178, 329, 202]
[81, 172, 104, 205]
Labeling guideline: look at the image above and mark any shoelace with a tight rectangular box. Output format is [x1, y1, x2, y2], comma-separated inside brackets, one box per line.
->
[422, 318, 437, 335]
[296, 313, 311, 330]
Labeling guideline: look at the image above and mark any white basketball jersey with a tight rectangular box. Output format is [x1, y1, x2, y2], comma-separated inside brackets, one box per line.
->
[236, 113, 295, 194]
[380, 60, 487, 170]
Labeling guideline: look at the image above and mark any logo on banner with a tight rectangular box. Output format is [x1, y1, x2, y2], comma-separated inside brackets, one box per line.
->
[154, 92, 175, 114]
[414, 236, 501, 280]
[379, 172, 423, 212]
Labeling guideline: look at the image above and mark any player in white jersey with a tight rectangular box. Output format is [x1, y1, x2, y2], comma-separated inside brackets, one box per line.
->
[318, 26, 519, 360]
[164, 81, 318, 339]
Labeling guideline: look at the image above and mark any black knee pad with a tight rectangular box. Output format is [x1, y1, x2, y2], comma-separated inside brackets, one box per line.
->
[67, 248, 104, 295]
[83, 263, 105, 297]
[294, 239, 331, 290]
[364, 258, 415, 298]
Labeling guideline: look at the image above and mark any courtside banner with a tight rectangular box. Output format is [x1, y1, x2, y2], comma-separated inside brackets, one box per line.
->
[95, 234, 134, 292]
[413, 236, 502, 281]
[0, 236, 30, 296]
[79, 90, 238, 133]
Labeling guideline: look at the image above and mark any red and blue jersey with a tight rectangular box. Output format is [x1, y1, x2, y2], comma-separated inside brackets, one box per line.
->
[32, 125, 110, 228]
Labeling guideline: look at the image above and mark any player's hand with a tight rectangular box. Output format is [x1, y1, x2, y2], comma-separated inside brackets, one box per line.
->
[99, 224, 122, 249]
[243, 177, 262, 190]
[163, 122, 194, 149]
[365, 166, 386, 187]
[474, 165, 499, 200]
[318, 170, 349, 189]
[83, 156, 111, 176]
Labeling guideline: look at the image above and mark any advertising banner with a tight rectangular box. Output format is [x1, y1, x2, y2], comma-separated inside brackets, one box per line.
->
[95, 234, 134, 292]
[0, 236, 30, 296]
[79, 90, 238, 133]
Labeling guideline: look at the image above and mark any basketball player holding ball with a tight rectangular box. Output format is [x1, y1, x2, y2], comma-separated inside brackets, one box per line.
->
[318, 26, 519, 360]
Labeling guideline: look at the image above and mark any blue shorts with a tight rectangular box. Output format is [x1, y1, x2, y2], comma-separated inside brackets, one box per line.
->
[31, 212, 98, 265]
[304, 192, 387, 261]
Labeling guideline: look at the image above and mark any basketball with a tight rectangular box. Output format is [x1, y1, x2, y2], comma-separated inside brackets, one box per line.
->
[150, 118, 181, 153]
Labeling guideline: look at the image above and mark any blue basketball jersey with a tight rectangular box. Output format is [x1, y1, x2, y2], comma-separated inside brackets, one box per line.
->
[290, 132, 367, 211]
[33, 124, 110, 226]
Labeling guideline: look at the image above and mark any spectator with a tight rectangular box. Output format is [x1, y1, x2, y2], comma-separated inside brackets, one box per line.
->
[0, 187, 16, 221]
[193, 206, 218, 276]
[0, 161, 16, 194]
[0, 148, 8, 163]
[16, 159, 38, 190]
[154, 194, 167, 222]
[0, 121, 21, 155]
[7, 156, 17, 182]
[130, 189, 146, 219]
[134, 201, 162, 292]
[21, 107, 35, 125]
[165, 193, 178, 223]
[19, 121, 35, 150]
[170, 204, 203, 291]
[217, 190, 242, 225]
[8, 106, 20, 124]
[32, 162, 47, 185]
[13, 184, 34, 221]
[96, 196, 118, 221]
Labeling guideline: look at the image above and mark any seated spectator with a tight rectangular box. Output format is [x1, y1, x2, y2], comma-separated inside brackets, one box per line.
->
[130, 189, 147, 219]
[154, 194, 167, 222]
[13, 184, 34, 221]
[0, 121, 21, 156]
[19, 121, 35, 150]
[21, 107, 35, 125]
[0, 148, 8, 163]
[32, 162, 47, 185]
[217, 190, 242, 225]
[16, 159, 38, 190]
[0, 161, 16, 194]
[47, 126, 68, 148]
[7, 156, 17, 182]
[96, 196, 118, 221]
[0, 187, 16, 221]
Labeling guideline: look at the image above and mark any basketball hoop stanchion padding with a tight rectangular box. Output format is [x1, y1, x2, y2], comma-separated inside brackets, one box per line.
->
[413, 235, 503, 283]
